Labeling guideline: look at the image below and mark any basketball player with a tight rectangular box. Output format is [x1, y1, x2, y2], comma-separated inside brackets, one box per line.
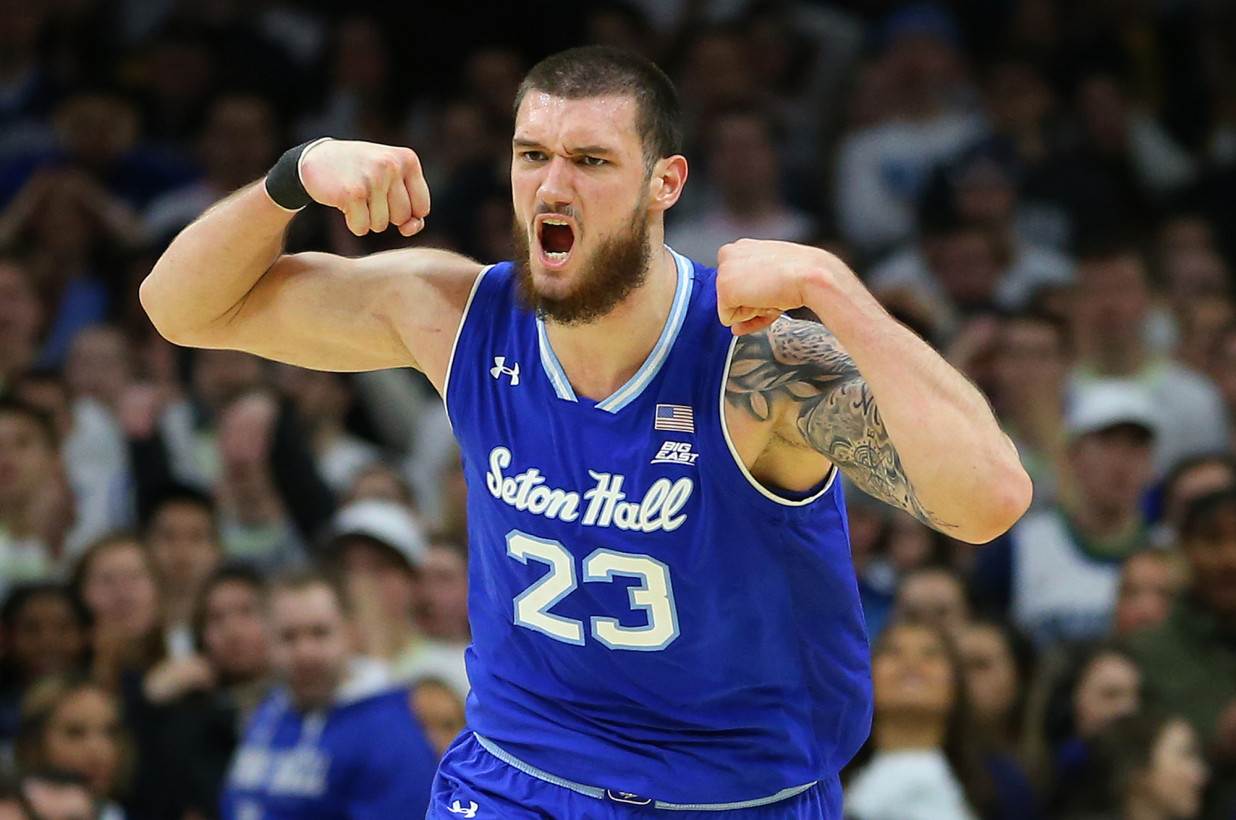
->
[141, 47, 1031, 820]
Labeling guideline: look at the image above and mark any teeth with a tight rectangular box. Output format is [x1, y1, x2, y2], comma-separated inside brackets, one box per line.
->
[545, 251, 569, 260]
[543, 218, 568, 226]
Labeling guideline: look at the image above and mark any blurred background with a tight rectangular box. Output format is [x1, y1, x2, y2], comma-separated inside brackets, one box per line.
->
[0, 0, 1235, 818]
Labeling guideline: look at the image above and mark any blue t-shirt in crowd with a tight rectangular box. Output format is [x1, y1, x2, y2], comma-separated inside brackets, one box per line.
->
[220, 662, 436, 820]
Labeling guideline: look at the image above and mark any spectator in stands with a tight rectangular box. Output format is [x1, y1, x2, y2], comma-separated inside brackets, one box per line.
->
[0, 585, 91, 753]
[1072, 72, 1198, 207]
[1069, 241, 1228, 475]
[143, 95, 280, 247]
[1061, 711, 1208, 820]
[1114, 552, 1184, 638]
[833, 3, 985, 255]
[665, 107, 814, 266]
[0, 260, 42, 393]
[844, 619, 994, 820]
[129, 565, 270, 820]
[1131, 489, 1236, 813]
[294, 17, 401, 147]
[60, 326, 136, 558]
[957, 619, 1034, 759]
[1046, 644, 1144, 812]
[15, 677, 130, 820]
[1206, 324, 1236, 456]
[69, 534, 161, 690]
[970, 55, 1123, 252]
[978, 382, 1156, 645]
[956, 618, 1043, 818]
[0, 167, 145, 369]
[989, 310, 1070, 510]
[141, 485, 222, 658]
[1151, 455, 1236, 549]
[220, 570, 436, 820]
[326, 500, 467, 699]
[420, 542, 469, 646]
[0, 398, 70, 591]
[893, 566, 971, 638]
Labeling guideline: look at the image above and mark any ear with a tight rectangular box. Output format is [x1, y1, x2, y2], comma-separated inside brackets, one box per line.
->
[647, 154, 688, 214]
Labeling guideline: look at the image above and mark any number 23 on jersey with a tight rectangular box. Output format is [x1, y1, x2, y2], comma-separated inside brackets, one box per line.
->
[506, 530, 680, 651]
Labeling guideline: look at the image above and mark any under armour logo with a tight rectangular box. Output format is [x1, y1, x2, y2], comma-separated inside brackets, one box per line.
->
[490, 356, 520, 385]
[448, 800, 479, 818]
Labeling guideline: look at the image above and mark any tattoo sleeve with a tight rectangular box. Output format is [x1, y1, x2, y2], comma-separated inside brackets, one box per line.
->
[725, 317, 956, 531]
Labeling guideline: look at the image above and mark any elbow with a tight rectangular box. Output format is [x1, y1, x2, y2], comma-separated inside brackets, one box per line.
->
[958, 463, 1033, 545]
[138, 267, 205, 348]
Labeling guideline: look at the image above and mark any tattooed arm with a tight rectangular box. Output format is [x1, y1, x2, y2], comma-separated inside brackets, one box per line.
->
[715, 239, 1031, 543]
[727, 318, 948, 530]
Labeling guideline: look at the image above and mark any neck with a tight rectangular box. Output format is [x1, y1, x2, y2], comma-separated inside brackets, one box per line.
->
[543, 243, 679, 402]
[873, 715, 948, 752]
[1070, 501, 1139, 541]
[1079, 336, 1148, 376]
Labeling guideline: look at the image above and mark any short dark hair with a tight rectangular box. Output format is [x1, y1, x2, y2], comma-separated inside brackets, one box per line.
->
[1180, 488, 1236, 544]
[140, 483, 218, 536]
[0, 397, 58, 449]
[268, 567, 352, 618]
[191, 562, 267, 647]
[514, 45, 683, 165]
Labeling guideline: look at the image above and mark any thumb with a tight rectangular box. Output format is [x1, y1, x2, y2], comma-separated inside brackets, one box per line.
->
[731, 313, 779, 336]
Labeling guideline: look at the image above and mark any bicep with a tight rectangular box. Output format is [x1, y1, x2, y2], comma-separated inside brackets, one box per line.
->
[726, 317, 941, 529]
[189, 248, 482, 376]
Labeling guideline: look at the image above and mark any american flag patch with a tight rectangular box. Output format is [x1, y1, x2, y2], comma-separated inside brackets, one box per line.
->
[654, 404, 694, 433]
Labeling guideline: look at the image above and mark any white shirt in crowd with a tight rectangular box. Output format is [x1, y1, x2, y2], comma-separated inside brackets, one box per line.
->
[846, 748, 978, 820]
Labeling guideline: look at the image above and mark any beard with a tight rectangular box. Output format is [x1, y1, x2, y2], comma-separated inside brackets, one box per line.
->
[513, 206, 651, 326]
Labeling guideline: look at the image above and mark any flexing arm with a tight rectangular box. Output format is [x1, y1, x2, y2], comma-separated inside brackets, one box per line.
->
[718, 240, 1031, 544]
[139, 140, 482, 387]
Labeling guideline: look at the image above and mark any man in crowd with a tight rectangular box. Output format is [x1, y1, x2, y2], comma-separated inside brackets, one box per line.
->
[221, 569, 437, 820]
[975, 382, 1156, 645]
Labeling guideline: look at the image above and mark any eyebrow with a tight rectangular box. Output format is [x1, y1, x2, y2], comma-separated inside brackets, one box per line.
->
[512, 138, 617, 157]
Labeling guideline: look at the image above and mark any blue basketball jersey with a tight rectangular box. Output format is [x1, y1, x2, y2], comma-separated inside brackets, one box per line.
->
[443, 248, 872, 805]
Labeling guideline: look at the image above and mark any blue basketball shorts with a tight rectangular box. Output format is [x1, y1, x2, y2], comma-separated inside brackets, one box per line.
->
[425, 730, 842, 820]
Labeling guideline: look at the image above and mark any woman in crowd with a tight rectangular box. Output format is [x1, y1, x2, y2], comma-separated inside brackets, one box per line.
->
[1061, 711, 1208, 820]
[15, 676, 131, 820]
[1046, 643, 1144, 810]
[69, 533, 163, 691]
[844, 619, 998, 820]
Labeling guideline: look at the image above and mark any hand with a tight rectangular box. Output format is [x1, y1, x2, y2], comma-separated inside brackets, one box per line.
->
[217, 392, 279, 468]
[143, 655, 216, 704]
[118, 382, 169, 440]
[716, 239, 861, 335]
[298, 139, 431, 237]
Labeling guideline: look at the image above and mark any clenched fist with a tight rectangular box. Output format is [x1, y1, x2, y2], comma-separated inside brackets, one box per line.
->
[298, 139, 431, 237]
[716, 239, 860, 335]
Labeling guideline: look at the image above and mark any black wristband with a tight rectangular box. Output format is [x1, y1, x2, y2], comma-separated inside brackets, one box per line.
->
[264, 137, 331, 211]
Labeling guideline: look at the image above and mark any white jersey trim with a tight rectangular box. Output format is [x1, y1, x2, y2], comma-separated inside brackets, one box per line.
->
[535, 246, 693, 414]
[718, 335, 837, 507]
[442, 264, 495, 433]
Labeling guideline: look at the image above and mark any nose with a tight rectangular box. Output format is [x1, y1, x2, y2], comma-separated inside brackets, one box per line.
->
[537, 155, 574, 209]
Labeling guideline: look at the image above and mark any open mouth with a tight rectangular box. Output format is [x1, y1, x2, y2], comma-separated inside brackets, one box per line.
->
[536, 215, 576, 268]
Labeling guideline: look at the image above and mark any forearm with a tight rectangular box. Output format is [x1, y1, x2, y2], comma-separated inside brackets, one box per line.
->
[139, 182, 294, 345]
[805, 280, 1030, 542]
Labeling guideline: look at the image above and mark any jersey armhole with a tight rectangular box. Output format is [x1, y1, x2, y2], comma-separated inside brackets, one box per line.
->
[442, 264, 494, 433]
[717, 335, 838, 508]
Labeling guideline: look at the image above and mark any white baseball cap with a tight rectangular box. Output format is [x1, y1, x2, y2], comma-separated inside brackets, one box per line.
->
[329, 499, 429, 569]
[1066, 381, 1158, 442]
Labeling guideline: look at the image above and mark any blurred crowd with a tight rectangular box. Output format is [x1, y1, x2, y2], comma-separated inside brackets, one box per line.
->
[1, 0, 1236, 819]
